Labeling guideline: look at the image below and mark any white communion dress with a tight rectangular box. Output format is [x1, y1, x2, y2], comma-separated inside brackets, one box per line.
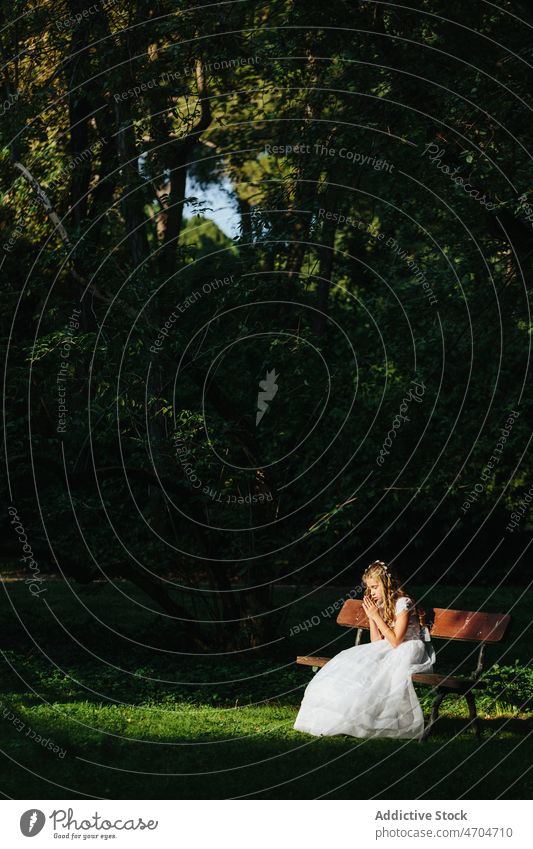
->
[293, 596, 436, 740]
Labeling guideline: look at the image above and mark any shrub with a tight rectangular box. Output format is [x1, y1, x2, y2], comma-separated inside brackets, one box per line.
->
[479, 661, 532, 713]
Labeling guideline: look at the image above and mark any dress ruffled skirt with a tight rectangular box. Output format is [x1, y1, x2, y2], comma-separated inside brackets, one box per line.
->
[293, 637, 435, 740]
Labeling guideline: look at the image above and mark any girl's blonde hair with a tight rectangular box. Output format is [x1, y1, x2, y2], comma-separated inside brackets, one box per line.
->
[362, 560, 426, 631]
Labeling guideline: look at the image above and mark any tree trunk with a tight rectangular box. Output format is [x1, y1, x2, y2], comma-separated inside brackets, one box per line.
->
[156, 58, 213, 280]
[66, 0, 92, 227]
[115, 100, 150, 267]
[313, 218, 338, 336]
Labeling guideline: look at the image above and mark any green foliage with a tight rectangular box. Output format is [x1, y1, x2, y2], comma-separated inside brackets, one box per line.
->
[0, 0, 531, 648]
[480, 662, 533, 713]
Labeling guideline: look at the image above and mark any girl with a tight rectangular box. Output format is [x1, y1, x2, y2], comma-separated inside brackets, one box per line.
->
[293, 560, 436, 740]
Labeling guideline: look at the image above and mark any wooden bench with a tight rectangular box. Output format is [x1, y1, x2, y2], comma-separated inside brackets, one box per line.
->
[296, 598, 511, 742]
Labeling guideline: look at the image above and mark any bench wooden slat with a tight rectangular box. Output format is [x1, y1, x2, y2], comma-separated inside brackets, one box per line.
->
[428, 609, 510, 642]
[296, 656, 331, 668]
[336, 599, 510, 643]
[411, 673, 486, 690]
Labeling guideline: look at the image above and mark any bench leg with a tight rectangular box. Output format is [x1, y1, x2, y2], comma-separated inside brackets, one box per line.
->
[464, 691, 482, 741]
[419, 690, 446, 742]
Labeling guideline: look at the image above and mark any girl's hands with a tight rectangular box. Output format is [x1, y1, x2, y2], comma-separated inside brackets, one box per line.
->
[362, 595, 380, 622]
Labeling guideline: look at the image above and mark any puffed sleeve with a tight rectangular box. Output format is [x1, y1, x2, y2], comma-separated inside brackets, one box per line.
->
[395, 596, 412, 614]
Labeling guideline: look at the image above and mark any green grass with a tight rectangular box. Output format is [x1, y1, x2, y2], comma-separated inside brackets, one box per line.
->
[0, 577, 531, 799]
[0, 697, 530, 800]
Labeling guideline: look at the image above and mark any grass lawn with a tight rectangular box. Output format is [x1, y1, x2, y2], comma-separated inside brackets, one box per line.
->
[0, 576, 531, 799]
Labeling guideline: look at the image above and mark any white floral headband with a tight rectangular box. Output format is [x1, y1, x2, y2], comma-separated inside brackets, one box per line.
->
[373, 560, 390, 576]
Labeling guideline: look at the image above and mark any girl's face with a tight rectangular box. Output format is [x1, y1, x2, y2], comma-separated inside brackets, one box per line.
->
[365, 577, 383, 602]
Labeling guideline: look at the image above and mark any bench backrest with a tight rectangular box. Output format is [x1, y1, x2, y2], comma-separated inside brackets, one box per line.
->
[336, 599, 510, 643]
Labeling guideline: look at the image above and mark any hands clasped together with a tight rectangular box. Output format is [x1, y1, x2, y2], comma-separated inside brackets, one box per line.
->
[362, 595, 382, 623]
